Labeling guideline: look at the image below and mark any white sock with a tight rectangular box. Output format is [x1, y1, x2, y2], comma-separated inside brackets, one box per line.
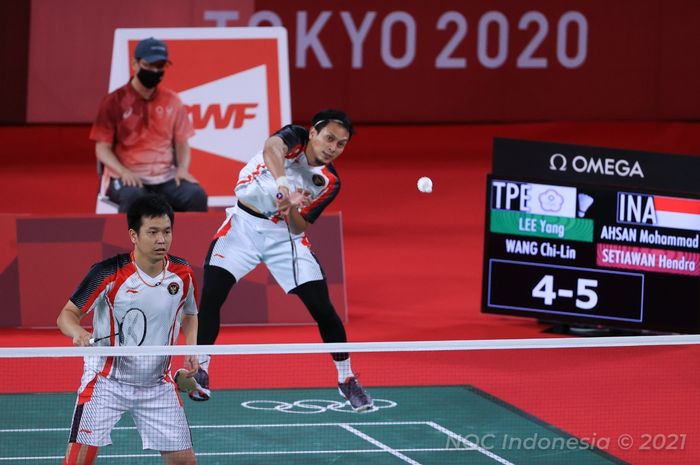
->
[334, 358, 354, 383]
[198, 354, 211, 372]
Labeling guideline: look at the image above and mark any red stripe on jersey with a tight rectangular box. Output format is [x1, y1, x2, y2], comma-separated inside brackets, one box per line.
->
[167, 258, 196, 346]
[168, 377, 184, 407]
[302, 167, 338, 217]
[106, 262, 135, 307]
[169, 298, 188, 346]
[80, 272, 115, 315]
[169, 260, 194, 307]
[301, 234, 312, 248]
[77, 375, 99, 405]
[235, 163, 266, 188]
[213, 216, 233, 240]
[285, 143, 304, 159]
[100, 355, 115, 378]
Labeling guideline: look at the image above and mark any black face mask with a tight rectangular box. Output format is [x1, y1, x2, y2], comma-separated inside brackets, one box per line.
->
[137, 67, 164, 89]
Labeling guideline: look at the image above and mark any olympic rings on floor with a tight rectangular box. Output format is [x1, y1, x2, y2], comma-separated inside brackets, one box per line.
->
[240, 398, 397, 414]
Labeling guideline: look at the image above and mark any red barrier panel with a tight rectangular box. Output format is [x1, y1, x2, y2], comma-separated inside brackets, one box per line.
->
[0, 211, 346, 327]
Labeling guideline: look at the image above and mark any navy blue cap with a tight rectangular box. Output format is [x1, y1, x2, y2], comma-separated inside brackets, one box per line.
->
[134, 37, 169, 63]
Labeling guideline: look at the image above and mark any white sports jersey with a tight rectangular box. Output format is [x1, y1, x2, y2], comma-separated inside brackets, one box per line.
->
[234, 124, 341, 223]
[70, 253, 198, 386]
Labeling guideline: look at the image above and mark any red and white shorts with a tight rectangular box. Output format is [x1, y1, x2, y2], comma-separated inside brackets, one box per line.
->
[68, 373, 192, 451]
[207, 204, 324, 293]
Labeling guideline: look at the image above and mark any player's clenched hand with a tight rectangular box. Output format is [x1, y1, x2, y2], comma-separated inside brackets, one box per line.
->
[277, 188, 311, 215]
[182, 355, 200, 376]
[275, 186, 291, 212]
[72, 329, 92, 347]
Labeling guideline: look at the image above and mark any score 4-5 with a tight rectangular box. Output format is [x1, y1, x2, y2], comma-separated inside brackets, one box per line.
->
[532, 275, 598, 310]
[486, 259, 644, 323]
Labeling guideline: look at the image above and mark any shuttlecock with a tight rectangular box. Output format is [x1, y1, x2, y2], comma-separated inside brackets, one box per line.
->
[417, 177, 433, 193]
[577, 193, 594, 217]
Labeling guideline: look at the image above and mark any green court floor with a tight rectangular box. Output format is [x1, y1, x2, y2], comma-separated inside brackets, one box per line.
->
[0, 385, 627, 465]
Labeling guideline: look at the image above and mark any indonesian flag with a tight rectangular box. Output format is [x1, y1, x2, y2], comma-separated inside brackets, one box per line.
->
[654, 196, 700, 232]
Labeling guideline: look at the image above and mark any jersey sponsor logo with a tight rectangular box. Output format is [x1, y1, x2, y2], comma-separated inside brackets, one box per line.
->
[126, 289, 139, 294]
[213, 253, 225, 259]
[122, 107, 133, 119]
[168, 282, 180, 295]
[79, 428, 92, 434]
[180, 66, 270, 163]
[312, 174, 326, 187]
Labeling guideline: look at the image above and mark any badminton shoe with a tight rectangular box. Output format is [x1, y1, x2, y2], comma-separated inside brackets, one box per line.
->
[338, 376, 374, 412]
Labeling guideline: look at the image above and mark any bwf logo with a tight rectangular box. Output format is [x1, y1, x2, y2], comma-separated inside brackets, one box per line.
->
[180, 65, 270, 163]
[188, 103, 258, 129]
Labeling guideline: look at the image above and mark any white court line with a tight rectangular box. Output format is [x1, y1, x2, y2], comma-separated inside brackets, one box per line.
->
[0, 421, 494, 464]
[339, 424, 423, 465]
[427, 421, 515, 465]
[0, 449, 472, 461]
[0, 421, 435, 433]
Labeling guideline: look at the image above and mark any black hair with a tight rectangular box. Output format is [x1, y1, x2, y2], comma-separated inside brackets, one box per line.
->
[126, 194, 175, 232]
[311, 109, 355, 139]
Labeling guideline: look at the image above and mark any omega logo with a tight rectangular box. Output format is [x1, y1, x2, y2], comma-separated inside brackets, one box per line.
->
[549, 153, 644, 178]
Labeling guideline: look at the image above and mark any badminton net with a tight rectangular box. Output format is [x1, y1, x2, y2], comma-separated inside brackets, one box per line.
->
[0, 335, 698, 465]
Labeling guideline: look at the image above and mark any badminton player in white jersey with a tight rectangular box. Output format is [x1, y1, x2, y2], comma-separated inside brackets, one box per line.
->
[56, 194, 199, 465]
[193, 109, 373, 411]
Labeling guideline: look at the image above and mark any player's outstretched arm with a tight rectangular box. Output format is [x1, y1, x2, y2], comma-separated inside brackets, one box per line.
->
[56, 301, 92, 347]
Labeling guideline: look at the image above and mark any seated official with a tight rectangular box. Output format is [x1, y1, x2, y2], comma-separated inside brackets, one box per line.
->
[90, 37, 207, 213]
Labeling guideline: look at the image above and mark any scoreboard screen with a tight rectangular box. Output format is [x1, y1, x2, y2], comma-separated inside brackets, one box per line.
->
[482, 140, 700, 333]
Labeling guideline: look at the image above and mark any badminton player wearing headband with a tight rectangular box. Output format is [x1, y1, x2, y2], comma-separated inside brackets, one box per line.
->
[195, 109, 373, 411]
[56, 194, 200, 465]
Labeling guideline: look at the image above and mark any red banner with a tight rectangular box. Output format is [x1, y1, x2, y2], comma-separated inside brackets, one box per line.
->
[26, 0, 700, 123]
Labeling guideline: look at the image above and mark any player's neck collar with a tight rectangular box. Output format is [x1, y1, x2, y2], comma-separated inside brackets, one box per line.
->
[131, 252, 168, 287]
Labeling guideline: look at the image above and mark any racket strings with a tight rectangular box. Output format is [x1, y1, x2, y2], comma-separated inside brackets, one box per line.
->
[95, 308, 147, 346]
[120, 310, 147, 346]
